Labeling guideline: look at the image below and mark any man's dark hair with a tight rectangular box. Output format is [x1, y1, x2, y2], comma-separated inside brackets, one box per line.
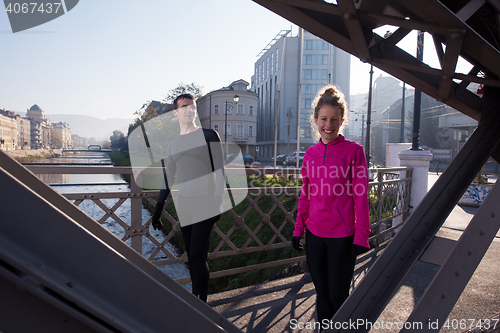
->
[173, 94, 195, 109]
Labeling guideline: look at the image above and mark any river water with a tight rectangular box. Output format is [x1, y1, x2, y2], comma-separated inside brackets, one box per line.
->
[33, 151, 191, 287]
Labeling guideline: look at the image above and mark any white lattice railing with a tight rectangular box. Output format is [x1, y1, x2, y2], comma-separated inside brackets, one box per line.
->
[26, 165, 412, 284]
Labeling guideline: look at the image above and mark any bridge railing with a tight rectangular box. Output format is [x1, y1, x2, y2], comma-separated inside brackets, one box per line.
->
[26, 165, 412, 284]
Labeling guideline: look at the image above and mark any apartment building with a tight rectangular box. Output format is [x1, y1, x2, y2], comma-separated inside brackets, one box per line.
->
[197, 80, 258, 156]
[252, 28, 351, 160]
[53, 122, 72, 148]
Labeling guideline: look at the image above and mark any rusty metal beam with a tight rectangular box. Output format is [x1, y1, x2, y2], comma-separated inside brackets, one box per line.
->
[402, 180, 500, 331]
[456, 0, 486, 21]
[437, 29, 466, 101]
[338, 0, 372, 62]
[397, 0, 500, 78]
[253, 0, 500, 119]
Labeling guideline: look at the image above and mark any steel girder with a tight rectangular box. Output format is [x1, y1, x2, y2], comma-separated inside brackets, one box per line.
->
[252, 0, 500, 331]
[253, 0, 500, 122]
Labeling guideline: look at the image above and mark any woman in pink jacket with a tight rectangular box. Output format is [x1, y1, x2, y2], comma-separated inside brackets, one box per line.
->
[292, 85, 371, 326]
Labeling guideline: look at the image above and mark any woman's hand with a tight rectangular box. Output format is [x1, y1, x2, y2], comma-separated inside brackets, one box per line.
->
[292, 236, 304, 251]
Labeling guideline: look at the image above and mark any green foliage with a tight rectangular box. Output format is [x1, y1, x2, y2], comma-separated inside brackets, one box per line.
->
[476, 165, 487, 184]
[207, 186, 301, 292]
[109, 130, 127, 151]
[106, 154, 304, 291]
[108, 152, 131, 182]
[163, 82, 203, 104]
[128, 101, 164, 136]
[50, 129, 61, 148]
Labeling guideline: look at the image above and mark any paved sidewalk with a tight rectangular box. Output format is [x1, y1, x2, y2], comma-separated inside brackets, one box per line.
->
[208, 173, 500, 333]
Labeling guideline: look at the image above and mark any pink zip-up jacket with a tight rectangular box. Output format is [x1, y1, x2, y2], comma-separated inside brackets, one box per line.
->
[293, 135, 371, 248]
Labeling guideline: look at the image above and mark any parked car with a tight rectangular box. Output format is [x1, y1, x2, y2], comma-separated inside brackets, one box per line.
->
[273, 154, 288, 165]
[226, 153, 254, 166]
[241, 153, 254, 165]
[286, 152, 305, 165]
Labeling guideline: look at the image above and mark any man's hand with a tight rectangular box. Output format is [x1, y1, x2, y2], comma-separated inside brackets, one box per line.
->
[292, 236, 304, 251]
[152, 219, 163, 231]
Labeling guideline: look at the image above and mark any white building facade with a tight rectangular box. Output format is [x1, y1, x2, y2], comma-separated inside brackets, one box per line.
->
[197, 80, 258, 156]
[252, 29, 351, 160]
[0, 113, 18, 150]
[53, 122, 72, 148]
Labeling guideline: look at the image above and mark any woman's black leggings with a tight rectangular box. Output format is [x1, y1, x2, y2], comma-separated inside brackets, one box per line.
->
[306, 230, 356, 325]
[180, 217, 216, 302]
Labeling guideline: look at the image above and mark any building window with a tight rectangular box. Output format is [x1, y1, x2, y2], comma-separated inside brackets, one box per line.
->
[276, 49, 279, 71]
[258, 64, 261, 83]
[237, 104, 244, 114]
[214, 104, 219, 115]
[237, 124, 244, 138]
[225, 104, 231, 114]
[301, 98, 312, 109]
[249, 125, 254, 136]
[271, 53, 274, 74]
[214, 124, 219, 133]
[224, 124, 231, 136]
[249, 105, 254, 116]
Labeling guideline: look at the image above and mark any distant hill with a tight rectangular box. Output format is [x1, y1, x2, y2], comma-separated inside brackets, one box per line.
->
[45, 114, 134, 140]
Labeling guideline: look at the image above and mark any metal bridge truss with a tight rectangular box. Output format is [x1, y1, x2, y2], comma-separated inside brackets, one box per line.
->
[252, 0, 500, 331]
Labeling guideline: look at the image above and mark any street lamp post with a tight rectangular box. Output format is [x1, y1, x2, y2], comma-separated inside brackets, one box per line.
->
[224, 94, 240, 155]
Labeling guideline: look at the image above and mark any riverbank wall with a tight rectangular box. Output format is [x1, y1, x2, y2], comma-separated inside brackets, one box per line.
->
[1, 149, 62, 162]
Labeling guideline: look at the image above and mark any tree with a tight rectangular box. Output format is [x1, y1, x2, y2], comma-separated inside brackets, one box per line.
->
[102, 139, 111, 149]
[127, 82, 203, 136]
[50, 129, 61, 148]
[110, 130, 127, 151]
[128, 101, 161, 135]
[163, 82, 203, 104]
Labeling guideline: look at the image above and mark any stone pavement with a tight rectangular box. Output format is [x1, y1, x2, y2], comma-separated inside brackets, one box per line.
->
[208, 173, 500, 333]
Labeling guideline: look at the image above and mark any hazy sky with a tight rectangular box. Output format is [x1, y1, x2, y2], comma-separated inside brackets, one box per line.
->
[1, 1, 472, 120]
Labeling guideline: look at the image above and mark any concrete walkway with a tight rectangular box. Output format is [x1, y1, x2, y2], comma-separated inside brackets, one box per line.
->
[208, 173, 500, 332]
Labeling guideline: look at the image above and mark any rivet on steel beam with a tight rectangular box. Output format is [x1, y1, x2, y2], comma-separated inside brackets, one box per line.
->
[450, 32, 463, 40]
[425, 220, 430, 225]
[442, 75, 450, 80]
[441, 292, 447, 299]
[447, 189, 452, 195]
[66, 282, 73, 287]
[455, 270, 460, 276]
[413, 236, 418, 241]
[480, 230, 485, 236]
[492, 212, 496, 218]
[414, 249, 420, 254]
[400, 253, 405, 259]
[425, 235, 430, 240]
[468, 249, 473, 256]
[372, 293, 377, 299]
[386, 273, 391, 278]
[436, 204, 441, 209]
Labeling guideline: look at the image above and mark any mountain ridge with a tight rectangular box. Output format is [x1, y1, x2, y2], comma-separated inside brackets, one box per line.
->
[43, 114, 133, 140]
